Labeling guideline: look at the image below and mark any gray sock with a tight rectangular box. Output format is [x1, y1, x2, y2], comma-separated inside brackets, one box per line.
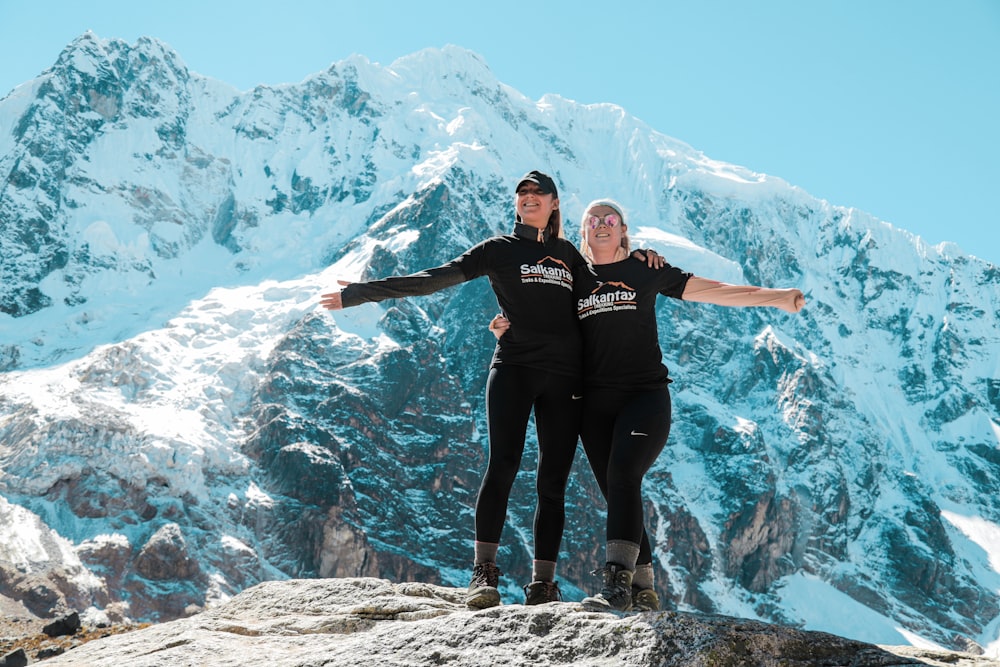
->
[532, 559, 556, 582]
[474, 541, 499, 565]
[606, 540, 641, 571]
[633, 562, 655, 590]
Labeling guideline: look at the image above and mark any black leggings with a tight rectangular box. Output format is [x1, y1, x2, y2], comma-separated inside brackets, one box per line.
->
[477, 365, 583, 561]
[579, 386, 671, 565]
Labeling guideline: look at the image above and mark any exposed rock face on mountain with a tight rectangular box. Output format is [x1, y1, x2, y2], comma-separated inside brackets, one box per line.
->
[2, 32, 1000, 654]
[37, 577, 998, 667]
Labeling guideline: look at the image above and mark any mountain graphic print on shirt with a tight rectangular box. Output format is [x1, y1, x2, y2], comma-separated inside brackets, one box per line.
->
[519, 255, 575, 290]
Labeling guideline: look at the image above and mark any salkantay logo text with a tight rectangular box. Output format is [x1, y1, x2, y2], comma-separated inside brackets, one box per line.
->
[520, 256, 573, 290]
[578, 281, 637, 319]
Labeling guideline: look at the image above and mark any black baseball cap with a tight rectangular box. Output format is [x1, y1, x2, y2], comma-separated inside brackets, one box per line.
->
[516, 170, 558, 197]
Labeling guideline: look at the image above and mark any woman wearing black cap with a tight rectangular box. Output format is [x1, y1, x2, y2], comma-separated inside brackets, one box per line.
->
[490, 198, 804, 612]
[322, 172, 661, 607]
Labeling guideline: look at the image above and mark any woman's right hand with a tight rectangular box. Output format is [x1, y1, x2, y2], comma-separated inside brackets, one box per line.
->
[488, 314, 510, 340]
[320, 280, 353, 310]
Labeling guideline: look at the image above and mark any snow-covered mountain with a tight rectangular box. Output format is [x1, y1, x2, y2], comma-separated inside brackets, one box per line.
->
[1, 31, 999, 653]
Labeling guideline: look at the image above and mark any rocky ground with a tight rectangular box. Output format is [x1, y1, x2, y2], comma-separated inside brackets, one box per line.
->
[10, 578, 1000, 667]
[0, 596, 146, 664]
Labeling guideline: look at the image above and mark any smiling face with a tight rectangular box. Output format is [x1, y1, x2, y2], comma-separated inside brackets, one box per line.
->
[579, 199, 631, 264]
[515, 183, 559, 229]
[585, 204, 626, 254]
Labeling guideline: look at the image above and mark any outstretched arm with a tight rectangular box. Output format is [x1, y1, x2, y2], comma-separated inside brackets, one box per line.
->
[681, 277, 805, 313]
[319, 264, 468, 311]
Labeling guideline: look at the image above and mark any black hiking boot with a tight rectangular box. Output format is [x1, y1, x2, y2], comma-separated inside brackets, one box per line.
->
[523, 580, 561, 605]
[581, 563, 634, 612]
[631, 585, 660, 612]
[467, 561, 502, 609]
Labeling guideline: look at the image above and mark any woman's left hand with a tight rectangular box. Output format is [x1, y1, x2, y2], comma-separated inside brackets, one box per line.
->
[632, 249, 665, 269]
[780, 289, 807, 313]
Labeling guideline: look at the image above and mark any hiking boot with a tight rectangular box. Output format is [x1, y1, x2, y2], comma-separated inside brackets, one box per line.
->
[632, 586, 660, 612]
[523, 580, 561, 605]
[581, 563, 634, 612]
[467, 561, 502, 609]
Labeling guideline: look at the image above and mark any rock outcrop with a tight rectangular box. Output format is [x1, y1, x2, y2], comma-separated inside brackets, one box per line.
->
[41, 577, 999, 667]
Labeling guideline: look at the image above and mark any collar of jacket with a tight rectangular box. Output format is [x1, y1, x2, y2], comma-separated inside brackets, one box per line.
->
[513, 222, 550, 243]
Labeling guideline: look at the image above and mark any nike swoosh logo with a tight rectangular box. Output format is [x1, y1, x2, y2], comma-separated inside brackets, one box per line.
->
[571, 395, 583, 400]
[630, 430, 648, 437]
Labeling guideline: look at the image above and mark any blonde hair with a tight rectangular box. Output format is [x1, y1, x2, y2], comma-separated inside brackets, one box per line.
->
[579, 198, 630, 262]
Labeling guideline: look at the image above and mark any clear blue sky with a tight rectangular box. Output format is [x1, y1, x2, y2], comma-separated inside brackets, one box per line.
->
[2, 0, 998, 264]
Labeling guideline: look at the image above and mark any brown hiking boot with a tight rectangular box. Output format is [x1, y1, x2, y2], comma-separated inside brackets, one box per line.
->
[581, 563, 634, 612]
[523, 580, 561, 605]
[632, 586, 660, 612]
[467, 561, 502, 609]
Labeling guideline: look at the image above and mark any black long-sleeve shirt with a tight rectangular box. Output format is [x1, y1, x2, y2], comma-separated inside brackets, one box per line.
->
[575, 257, 692, 390]
[341, 224, 590, 378]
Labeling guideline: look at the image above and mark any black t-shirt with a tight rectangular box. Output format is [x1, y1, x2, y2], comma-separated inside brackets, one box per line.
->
[341, 224, 590, 378]
[575, 257, 692, 390]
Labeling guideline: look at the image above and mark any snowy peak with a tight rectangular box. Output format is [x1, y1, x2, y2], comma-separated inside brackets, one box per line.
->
[45, 31, 192, 122]
[387, 45, 503, 99]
